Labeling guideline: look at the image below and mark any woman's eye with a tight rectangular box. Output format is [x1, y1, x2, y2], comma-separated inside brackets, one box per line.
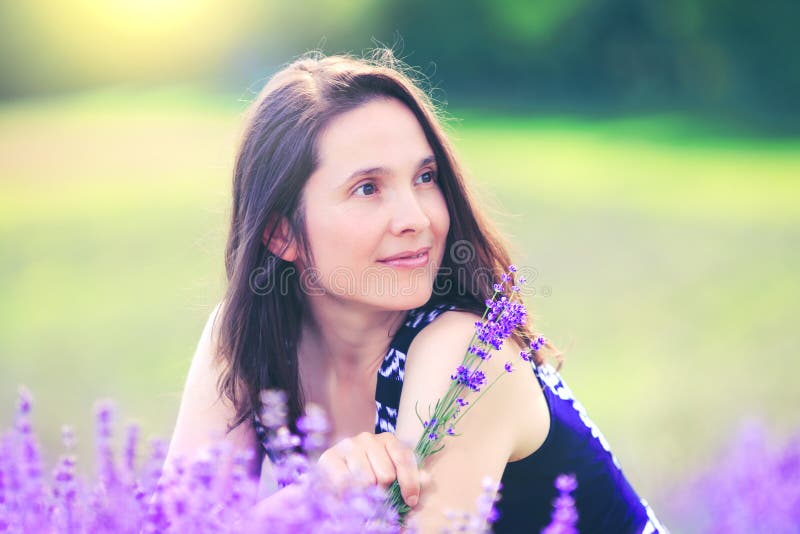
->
[354, 182, 377, 196]
[354, 171, 436, 197]
[416, 171, 437, 184]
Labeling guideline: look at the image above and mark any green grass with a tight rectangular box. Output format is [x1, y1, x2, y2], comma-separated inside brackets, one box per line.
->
[1, 87, 798, 530]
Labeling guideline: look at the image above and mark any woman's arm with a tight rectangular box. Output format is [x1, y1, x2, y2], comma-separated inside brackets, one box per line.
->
[395, 310, 548, 532]
[164, 302, 258, 474]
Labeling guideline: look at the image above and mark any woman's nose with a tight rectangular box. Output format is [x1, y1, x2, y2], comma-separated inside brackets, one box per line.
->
[388, 188, 431, 235]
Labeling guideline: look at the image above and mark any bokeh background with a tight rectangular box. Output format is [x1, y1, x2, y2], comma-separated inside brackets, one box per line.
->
[1, 1, 798, 530]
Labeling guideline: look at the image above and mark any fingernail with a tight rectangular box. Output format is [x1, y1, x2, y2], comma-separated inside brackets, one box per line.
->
[406, 495, 418, 507]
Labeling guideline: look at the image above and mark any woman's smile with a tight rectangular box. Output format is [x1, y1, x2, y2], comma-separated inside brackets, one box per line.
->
[377, 247, 431, 268]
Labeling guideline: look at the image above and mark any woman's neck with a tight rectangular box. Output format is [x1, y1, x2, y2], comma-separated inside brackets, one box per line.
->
[297, 298, 407, 385]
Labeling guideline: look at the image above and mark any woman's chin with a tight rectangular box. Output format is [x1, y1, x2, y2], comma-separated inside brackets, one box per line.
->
[354, 287, 433, 312]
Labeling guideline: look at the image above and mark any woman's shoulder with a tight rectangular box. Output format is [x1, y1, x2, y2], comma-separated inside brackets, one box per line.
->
[404, 306, 520, 392]
[165, 301, 256, 470]
[397, 302, 549, 460]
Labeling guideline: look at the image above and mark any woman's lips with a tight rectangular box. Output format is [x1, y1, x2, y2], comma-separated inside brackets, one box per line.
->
[377, 250, 430, 268]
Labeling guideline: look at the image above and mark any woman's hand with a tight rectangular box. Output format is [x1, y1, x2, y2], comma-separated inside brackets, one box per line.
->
[318, 431, 423, 508]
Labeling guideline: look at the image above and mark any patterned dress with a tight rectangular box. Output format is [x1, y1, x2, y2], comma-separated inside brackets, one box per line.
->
[257, 300, 670, 533]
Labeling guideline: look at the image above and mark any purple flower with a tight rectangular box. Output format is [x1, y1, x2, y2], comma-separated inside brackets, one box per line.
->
[123, 423, 139, 475]
[424, 418, 438, 428]
[259, 389, 288, 429]
[468, 370, 487, 391]
[542, 473, 579, 534]
[508, 265, 517, 273]
[555, 473, 578, 493]
[504, 361, 514, 373]
[297, 403, 330, 453]
[17, 387, 32, 416]
[468, 344, 489, 359]
[450, 366, 487, 392]
[16, 388, 43, 488]
[475, 299, 527, 351]
[94, 400, 118, 488]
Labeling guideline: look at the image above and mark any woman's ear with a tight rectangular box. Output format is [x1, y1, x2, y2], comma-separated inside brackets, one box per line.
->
[262, 214, 298, 262]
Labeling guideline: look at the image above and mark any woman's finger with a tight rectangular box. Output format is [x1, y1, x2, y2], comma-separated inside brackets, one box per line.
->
[384, 436, 421, 507]
[342, 448, 377, 486]
[318, 449, 350, 488]
[364, 439, 399, 487]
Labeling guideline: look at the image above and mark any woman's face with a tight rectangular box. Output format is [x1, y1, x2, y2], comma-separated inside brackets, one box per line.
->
[298, 96, 450, 310]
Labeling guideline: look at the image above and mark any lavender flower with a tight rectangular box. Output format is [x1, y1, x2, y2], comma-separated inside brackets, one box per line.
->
[259, 389, 288, 429]
[468, 344, 489, 359]
[123, 423, 139, 476]
[13, 387, 47, 532]
[296, 402, 330, 455]
[94, 400, 118, 488]
[51, 425, 81, 532]
[541, 474, 579, 534]
[475, 300, 527, 350]
[451, 365, 487, 392]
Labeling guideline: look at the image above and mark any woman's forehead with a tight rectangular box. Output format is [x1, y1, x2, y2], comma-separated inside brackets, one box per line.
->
[312, 98, 434, 186]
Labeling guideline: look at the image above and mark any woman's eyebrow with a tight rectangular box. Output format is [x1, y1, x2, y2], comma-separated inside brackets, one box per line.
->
[340, 155, 437, 186]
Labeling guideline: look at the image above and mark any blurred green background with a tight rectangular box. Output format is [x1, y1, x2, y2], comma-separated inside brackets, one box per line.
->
[1, 1, 798, 531]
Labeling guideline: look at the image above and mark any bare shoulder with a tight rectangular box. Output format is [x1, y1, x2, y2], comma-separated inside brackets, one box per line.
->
[403, 308, 532, 398]
[165, 301, 256, 468]
[405, 309, 485, 386]
[397, 308, 549, 460]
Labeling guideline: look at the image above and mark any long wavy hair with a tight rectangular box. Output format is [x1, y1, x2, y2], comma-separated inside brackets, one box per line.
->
[215, 48, 553, 442]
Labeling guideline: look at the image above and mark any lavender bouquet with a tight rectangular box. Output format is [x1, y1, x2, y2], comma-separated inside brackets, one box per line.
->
[384, 265, 549, 521]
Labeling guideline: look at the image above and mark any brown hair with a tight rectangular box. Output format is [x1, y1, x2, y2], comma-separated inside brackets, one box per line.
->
[215, 48, 553, 442]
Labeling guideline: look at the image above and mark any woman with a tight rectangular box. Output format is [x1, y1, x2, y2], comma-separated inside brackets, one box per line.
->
[166, 49, 667, 533]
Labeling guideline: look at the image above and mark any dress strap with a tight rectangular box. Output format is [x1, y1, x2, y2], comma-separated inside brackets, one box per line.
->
[374, 302, 459, 433]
